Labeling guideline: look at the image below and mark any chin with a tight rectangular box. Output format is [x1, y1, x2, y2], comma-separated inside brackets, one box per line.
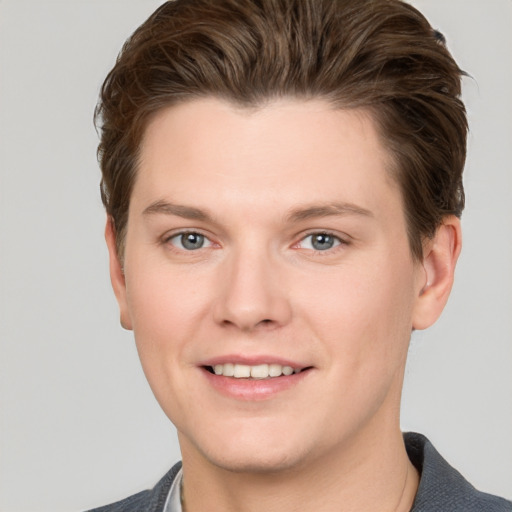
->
[179, 422, 316, 475]
[201, 444, 308, 474]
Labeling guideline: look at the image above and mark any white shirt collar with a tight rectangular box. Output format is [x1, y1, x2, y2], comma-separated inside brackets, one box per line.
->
[163, 467, 183, 512]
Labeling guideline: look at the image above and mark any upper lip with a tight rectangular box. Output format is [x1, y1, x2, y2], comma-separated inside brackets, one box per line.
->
[198, 355, 310, 369]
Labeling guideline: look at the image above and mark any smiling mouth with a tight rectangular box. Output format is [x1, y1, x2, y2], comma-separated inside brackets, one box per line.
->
[204, 363, 311, 379]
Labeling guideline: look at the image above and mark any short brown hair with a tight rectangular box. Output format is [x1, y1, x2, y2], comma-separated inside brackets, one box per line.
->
[95, 0, 467, 259]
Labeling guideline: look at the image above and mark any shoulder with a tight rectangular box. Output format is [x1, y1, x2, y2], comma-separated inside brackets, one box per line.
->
[86, 490, 151, 512]
[85, 461, 182, 512]
[405, 432, 512, 512]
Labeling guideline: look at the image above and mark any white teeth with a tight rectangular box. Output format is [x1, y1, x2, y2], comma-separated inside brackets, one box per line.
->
[212, 363, 301, 379]
[234, 364, 251, 378]
[268, 364, 282, 377]
[214, 363, 235, 376]
[282, 366, 294, 376]
[250, 364, 269, 379]
[223, 363, 235, 377]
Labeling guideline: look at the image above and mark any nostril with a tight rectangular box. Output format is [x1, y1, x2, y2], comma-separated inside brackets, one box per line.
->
[256, 319, 275, 329]
[218, 317, 280, 332]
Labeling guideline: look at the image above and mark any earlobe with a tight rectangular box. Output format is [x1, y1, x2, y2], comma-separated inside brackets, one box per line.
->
[105, 217, 133, 331]
[412, 216, 462, 330]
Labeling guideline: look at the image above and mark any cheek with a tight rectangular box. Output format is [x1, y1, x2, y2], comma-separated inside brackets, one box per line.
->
[123, 268, 213, 420]
[298, 256, 417, 368]
[127, 262, 210, 331]
[124, 267, 213, 377]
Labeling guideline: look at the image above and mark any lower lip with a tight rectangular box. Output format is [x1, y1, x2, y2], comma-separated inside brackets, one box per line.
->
[201, 367, 311, 401]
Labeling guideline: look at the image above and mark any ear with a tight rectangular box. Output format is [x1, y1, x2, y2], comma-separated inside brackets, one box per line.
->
[412, 216, 462, 331]
[105, 217, 133, 330]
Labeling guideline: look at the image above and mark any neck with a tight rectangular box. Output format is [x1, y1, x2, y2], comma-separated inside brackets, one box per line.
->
[179, 425, 419, 512]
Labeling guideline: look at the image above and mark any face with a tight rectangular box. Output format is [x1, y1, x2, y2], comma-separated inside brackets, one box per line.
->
[110, 98, 430, 473]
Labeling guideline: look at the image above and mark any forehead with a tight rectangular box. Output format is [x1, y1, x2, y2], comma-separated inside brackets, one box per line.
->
[134, 98, 401, 223]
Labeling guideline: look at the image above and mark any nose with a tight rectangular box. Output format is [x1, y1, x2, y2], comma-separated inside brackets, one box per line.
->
[212, 246, 292, 332]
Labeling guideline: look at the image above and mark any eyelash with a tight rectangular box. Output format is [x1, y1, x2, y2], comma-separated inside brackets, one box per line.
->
[294, 231, 348, 254]
[162, 230, 349, 254]
[164, 231, 214, 251]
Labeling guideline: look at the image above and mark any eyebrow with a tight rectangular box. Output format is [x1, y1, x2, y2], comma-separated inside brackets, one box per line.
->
[142, 199, 373, 224]
[143, 200, 213, 222]
[286, 202, 374, 222]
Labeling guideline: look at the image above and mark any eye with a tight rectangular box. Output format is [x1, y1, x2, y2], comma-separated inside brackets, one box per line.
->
[300, 232, 342, 251]
[168, 232, 212, 251]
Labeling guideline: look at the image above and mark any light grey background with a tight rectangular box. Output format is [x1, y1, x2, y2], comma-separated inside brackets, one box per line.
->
[0, 1, 510, 510]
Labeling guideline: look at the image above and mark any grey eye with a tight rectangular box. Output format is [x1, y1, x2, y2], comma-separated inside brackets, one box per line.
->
[302, 233, 341, 251]
[170, 232, 211, 250]
[312, 234, 335, 250]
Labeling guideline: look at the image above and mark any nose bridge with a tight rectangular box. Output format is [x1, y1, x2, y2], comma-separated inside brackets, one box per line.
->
[213, 239, 291, 330]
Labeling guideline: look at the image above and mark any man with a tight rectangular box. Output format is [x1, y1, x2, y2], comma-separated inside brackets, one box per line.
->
[89, 0, 512, 510]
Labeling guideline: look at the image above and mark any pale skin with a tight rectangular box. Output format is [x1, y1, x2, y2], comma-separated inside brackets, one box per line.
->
[106, 98, 461, 512]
